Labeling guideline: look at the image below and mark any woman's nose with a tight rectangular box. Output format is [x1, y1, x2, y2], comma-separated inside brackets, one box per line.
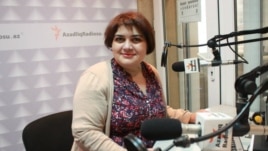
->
[123, 40, 133, 50]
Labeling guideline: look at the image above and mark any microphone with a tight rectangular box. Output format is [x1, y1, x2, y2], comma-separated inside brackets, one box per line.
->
[141, 118, 202, 140]
[141, 118, 268, 141]
[172, 58, 244, 72]
[141, 118, 182, 140]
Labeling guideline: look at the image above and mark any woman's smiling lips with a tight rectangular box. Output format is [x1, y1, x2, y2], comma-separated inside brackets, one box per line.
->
[121, 53, 136, 58]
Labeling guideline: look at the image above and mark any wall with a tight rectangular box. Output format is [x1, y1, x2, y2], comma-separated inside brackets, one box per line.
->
[0, 1, 137, 150]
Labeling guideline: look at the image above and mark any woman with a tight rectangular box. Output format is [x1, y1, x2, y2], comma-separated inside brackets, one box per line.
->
[71, 11, 196, 151]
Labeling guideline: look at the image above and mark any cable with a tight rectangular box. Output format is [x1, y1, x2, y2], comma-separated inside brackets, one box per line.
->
[226, 38, 248, 64]
[190, 78, 268, 144]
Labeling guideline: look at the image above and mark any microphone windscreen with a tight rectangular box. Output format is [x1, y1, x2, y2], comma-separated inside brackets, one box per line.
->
[141, 118, 182, 140]
[172, 62, 185, 72]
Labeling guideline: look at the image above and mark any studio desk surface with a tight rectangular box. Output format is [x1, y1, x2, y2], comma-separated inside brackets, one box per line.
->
[154, 105, 256, 151]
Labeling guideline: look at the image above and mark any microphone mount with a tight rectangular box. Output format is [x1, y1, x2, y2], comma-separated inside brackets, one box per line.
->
[161, 26, 268, 67]
[235, 63, 268, 97]
[233, 63, 268, 137]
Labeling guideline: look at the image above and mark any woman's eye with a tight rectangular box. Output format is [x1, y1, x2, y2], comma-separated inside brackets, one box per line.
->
[114, 37, 125, 42]
[132, 38, 142, 43]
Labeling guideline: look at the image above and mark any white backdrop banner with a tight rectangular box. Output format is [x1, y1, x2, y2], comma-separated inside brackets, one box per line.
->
[0, 23, 106, 50]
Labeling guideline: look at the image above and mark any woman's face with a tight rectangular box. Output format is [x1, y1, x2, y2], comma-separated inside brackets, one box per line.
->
[111, 25, 147, 70]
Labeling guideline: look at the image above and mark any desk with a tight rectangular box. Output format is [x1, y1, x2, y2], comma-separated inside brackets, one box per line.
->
[153, 105, 268, 150]
[154, 135, 253, 151]
[154, 136, 201, 151]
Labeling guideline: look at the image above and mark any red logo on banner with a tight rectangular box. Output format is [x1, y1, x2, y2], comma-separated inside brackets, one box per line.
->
[51, 25, 61, 40]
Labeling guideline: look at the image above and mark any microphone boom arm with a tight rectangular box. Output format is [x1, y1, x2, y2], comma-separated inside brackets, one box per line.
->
[161, 26, 268, 67]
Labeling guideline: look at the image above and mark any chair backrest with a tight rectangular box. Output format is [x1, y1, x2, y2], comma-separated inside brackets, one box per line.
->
[22, 110, 74, 151]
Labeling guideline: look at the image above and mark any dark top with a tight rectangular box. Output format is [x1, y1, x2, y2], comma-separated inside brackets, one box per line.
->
[110, 58, 166, 148]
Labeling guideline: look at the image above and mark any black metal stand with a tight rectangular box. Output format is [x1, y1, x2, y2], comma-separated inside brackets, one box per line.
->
[253, 135, 268, 151]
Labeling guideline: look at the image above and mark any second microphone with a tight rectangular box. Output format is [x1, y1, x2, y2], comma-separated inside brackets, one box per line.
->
[172, 58, 244, 73]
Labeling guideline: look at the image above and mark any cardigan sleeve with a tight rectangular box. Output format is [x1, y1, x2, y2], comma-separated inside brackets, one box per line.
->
[71, 62, 127, 151]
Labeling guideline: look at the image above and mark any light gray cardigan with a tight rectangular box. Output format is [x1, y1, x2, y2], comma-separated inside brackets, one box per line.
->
[71, 60, 192, 151]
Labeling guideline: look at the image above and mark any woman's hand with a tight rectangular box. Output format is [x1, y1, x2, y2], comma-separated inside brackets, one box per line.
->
[189, 109, 208, 123]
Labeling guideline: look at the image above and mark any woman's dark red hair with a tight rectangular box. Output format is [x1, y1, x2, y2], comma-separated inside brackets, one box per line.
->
[104, 11, 155, 54]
